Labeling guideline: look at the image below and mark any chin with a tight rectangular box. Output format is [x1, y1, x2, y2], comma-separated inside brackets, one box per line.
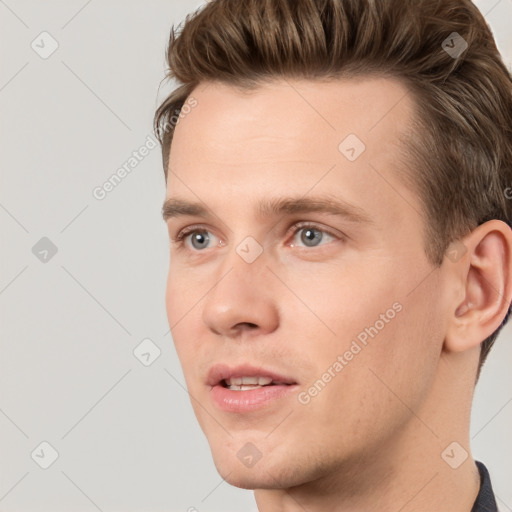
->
[222, 472, 266, 490]
[210, 449, 309, 491]
[219, 466, 294, 491]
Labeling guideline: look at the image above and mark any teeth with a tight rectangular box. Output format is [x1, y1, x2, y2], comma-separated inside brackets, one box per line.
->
[225, 376, 274, 386]
[228, 385, 264, 391]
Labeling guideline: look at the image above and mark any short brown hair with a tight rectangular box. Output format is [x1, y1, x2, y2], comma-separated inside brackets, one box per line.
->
[154, 0, 512, 374]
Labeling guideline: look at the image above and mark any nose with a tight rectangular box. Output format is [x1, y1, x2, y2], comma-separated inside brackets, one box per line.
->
[201, 244, 280, 339]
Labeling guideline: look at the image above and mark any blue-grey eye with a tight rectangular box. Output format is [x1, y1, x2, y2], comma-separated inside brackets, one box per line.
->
[300, 227, 324, 247]
[191, 231, 210, 250]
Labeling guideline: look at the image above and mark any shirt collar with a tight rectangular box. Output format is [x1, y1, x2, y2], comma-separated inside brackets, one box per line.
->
[471, 461, 498, 512]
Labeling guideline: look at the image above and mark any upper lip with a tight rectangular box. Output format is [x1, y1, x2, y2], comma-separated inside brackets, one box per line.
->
[207, 363, 297, 386]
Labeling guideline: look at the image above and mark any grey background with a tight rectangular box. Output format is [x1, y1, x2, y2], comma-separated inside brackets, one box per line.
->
[0, 1, 511, 511]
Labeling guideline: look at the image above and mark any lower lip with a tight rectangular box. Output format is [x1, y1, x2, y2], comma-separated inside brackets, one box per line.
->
[210, 384, 298, 413]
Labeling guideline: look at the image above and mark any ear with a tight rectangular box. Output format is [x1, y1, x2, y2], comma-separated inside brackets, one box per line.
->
[444, 220, 512, 353]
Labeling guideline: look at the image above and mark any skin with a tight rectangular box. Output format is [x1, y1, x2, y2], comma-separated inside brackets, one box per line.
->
[163, 77, 512, 511]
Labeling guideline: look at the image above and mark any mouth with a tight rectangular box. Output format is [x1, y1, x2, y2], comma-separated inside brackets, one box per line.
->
[221, 375, 293, 391]
[207, 364, 299, 413]
[207, 363, 297, 388]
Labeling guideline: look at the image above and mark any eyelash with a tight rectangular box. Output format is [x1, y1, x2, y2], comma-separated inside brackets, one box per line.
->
[171, 222, 342, 251]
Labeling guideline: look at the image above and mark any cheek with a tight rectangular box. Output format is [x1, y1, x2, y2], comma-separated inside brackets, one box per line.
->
[285, 258, 401, 348]
[344, 278, 442, 423]
[165, 269, 179, 326]
[165, 263, 202, 327]
[165, 268, 203, 366]
[294, 259, 443, 421]
[292, 298, 442, 458]
[367, 267, 444, 380]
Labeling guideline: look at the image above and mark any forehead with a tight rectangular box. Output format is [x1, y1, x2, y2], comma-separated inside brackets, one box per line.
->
[168, 77, 414, 179]
[166, 77, 420, 233]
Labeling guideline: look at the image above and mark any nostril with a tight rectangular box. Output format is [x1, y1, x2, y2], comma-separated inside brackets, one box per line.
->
[234, 322, 258, 330]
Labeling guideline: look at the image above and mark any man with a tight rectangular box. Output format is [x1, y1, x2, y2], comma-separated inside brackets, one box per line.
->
[154, 0, 512, 510]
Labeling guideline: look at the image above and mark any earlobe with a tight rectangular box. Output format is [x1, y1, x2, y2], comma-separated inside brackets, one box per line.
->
[444, 220, 512, 354]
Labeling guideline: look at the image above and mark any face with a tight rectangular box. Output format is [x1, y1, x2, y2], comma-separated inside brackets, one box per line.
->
[164, 78, 448, 490]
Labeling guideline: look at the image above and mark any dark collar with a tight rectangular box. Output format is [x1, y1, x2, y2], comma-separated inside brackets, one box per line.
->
[471, 461, 498, 511]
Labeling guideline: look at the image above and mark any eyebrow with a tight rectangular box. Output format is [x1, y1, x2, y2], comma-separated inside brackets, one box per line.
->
[162, 195, 373, 225]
